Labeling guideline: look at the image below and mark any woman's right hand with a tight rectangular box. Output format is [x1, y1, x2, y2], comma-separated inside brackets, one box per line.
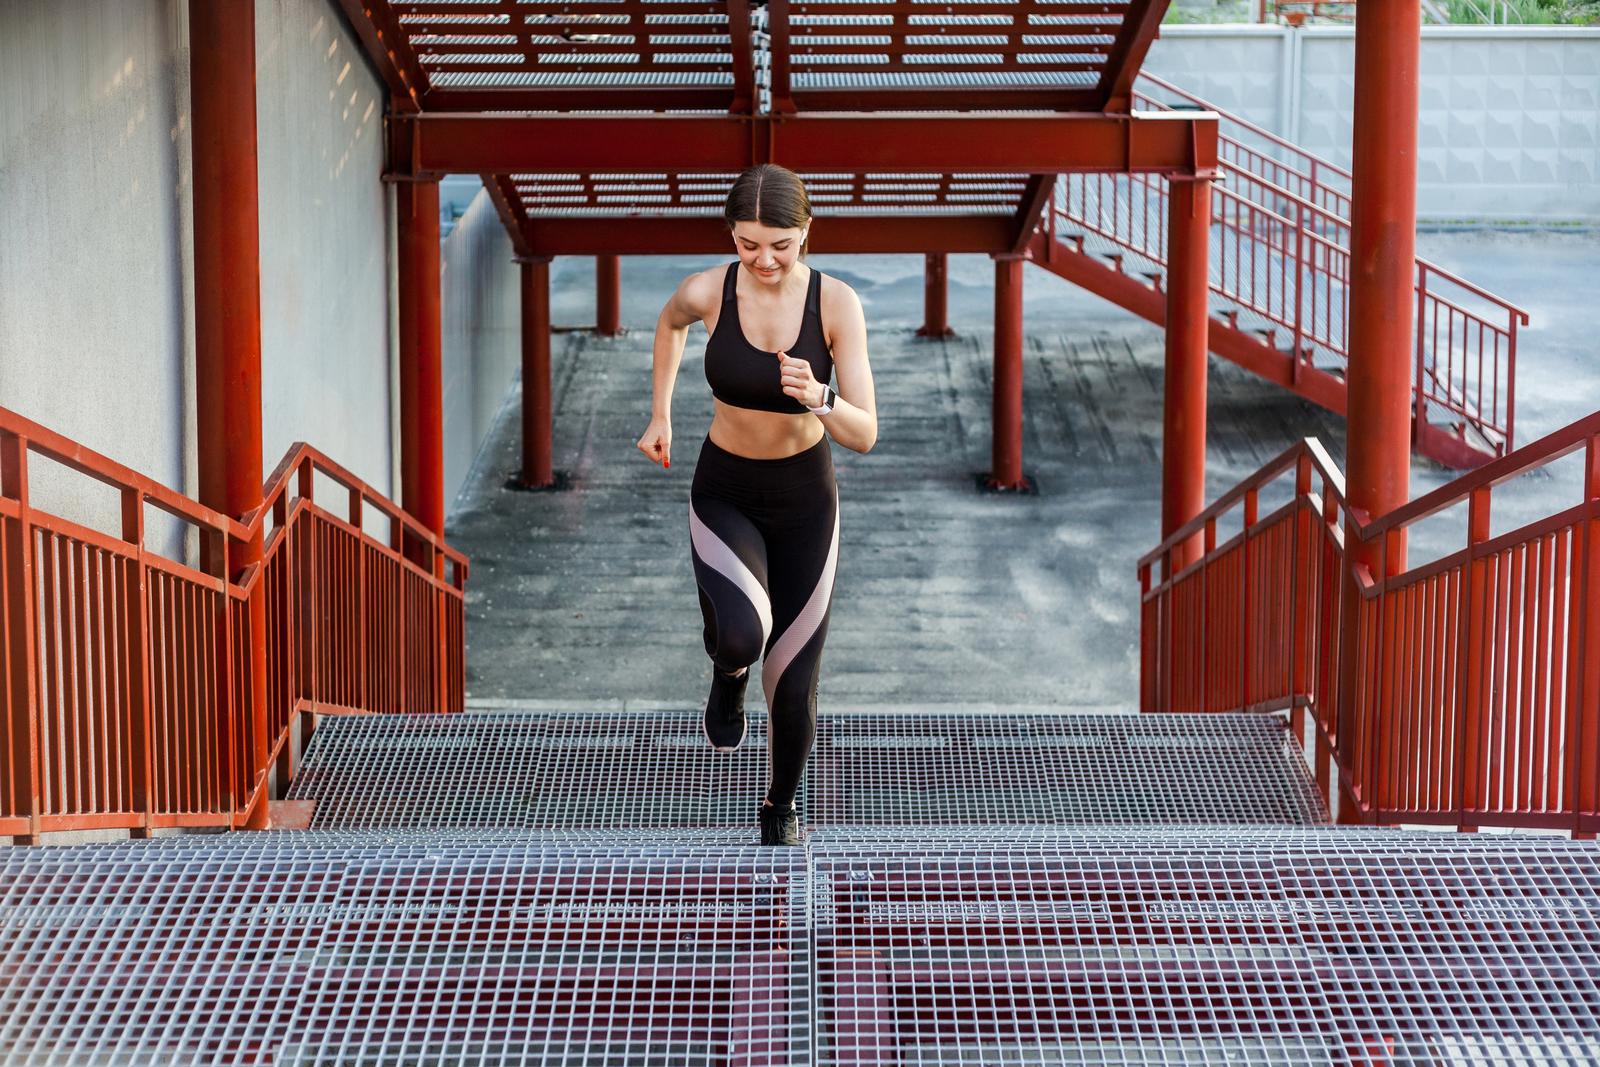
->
[637, 417, 672, 469]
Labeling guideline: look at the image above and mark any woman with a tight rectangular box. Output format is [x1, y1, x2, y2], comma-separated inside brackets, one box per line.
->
[635, 164, 878, 847]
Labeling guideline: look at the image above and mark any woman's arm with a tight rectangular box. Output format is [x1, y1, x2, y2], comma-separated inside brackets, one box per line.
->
[650, 270, 716, 421]
[816, 280, 877, 454]
[638, 270, 717, 468]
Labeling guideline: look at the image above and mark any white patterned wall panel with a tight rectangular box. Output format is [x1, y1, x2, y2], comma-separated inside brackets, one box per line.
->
[1145, 27, 1600, 220]
[1140, 28, 1287, 135]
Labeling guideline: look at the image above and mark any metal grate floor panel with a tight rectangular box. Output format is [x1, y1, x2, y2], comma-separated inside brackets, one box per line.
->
[809, 833, 1600, 1066]
[286, 709, 1329, 830]
[7, 831, 1600, 1063]
[1, 840, 810, 1067]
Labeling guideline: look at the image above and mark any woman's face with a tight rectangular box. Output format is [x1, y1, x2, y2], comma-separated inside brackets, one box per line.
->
[732, 219, 809, 285]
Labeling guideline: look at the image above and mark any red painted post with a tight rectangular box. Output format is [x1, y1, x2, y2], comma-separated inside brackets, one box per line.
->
[1573, 435, 1600, 838]
[119, 487, 155, 839]
[1290, 453, 1313, 731]
[1336, 0, 1420, 829]
[398, 180, 446, 537]
[1, 431, 41, 844]
[1457, 486, 1491, 832]
[596, 254, 621, 336]
[916, 253, 955, 338]
[988, 254, 1027, 490]
[1344, 0, 1419, 576]
[1162, 175, 1213, 570]
[190, 0, 268, 830]
[520, 256, 555, 488]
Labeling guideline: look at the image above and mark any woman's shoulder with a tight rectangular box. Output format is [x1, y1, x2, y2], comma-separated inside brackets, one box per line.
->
[816, 268, 863, 318]
[675, 262, 734, 321]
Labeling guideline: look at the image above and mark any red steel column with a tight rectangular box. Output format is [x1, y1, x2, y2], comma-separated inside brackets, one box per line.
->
[1345, 0, 1419, 575]
[917, 253, 955, 338]
[988, 254, 1026, 491]
[397, 180, 446, 535]
[1162, 176, 1213, 569]
[520, 256, 555, 488]
[190, 0, 268, 830]
[596, 254, 621, 336]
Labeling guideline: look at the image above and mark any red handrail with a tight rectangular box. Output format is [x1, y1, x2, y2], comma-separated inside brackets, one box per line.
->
[0, 405, 467, 842]
[1139, 409, 1600, 837]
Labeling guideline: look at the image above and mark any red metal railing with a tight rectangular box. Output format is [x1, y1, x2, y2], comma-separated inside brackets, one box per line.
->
[0, 406, 467, 841]
[1139, 410, 1600, 836]
[1048, 73, 1528, 464]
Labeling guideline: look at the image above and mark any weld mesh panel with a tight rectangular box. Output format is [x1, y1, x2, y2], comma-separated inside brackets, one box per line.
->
[401, 0, 740, 96]
[0, 845, 346, 1065]
[1, 840, 810, 1067]
[9, 831, 1600, 1062]
[810, 833, 1600, 1065]
[510, 172, 1032, 215]
[793, 69, 1100, 89]
[812, 712, 1327, 825]
[287, 710, 1328, 830]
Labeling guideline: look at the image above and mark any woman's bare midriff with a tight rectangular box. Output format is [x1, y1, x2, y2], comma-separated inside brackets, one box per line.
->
[708, 400, 825, 459]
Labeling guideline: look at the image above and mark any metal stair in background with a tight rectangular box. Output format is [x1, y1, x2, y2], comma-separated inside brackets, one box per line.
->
[1029, 72, 1530, 469]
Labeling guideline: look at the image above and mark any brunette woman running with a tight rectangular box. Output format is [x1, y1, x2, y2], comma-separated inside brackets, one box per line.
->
[635, 165, 878, 846]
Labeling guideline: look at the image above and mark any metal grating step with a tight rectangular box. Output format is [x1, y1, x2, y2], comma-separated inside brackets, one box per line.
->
[6, 831, 1600, 1064]
[1, 840, 810, 1066]
[809, 831, 1600, 1065]
[284, 709, 1330, 830]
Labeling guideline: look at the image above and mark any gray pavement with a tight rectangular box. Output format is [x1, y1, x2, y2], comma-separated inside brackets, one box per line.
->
[447, 231, 1598, 710]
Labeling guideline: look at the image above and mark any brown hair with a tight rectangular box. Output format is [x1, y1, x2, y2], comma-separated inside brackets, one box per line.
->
[724, 164, 812, 257]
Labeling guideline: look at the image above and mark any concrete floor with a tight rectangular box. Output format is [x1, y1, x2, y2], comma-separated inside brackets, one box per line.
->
[447, 229, 1599, 711]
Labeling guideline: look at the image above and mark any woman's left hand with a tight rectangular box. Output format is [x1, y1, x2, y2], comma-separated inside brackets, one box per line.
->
[776, 351, 824, 409]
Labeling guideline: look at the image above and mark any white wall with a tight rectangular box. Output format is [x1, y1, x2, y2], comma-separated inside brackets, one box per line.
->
[1145, 25, 1600, 221]
[440, 188, 521, 514]
[0, 1, 194, 557]
[0, 0, 396, 559]
[256, 0, 393, 500]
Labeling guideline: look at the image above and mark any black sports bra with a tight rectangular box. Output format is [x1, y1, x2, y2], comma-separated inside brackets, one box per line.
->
[704, 262, 832, 414]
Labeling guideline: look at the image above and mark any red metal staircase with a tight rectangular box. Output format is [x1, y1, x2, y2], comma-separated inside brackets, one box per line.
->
[1028, 72, 1529, 469]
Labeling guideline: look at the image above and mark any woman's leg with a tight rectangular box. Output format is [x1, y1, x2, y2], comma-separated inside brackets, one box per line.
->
[759, 480, 840, 810]
[688, 491, 772, 676]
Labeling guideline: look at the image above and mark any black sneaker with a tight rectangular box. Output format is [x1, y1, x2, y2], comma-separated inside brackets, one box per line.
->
[758, 800, 802, 846]
[702, 666, 749, 751]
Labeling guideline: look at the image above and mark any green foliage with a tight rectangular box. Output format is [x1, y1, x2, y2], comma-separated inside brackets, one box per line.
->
[1160, 0, 1600, 21]
[1443, 0, 1600, 23]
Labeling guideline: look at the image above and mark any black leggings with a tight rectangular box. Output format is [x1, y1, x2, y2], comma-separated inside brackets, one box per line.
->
[689, 433, 839, 809]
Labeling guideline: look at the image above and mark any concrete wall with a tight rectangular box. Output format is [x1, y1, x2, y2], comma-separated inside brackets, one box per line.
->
[0, 0, 395, 559]
[1144, 25, 1600, 221]
[440, 188, 522, 513]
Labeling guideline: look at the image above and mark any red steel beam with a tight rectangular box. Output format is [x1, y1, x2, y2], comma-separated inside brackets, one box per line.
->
[520, 257, 555, 489]
[727, 0, 756, 114]
[596, 255, 621, 337]
[1008, 175, 1057, 256]
[333, 0, 425, 112]
[1161, 176, 1213, 571]
[916, 253, 955, 339]
[523, 215, 1014, 256]
[388, 113, 1219, 179]
[1097, 0, 1169, 112]
[397, 181, 445, 536]
[481, 174, 534, 260]
[189, 0, 269, 830]
[989, 255, 1027, 491]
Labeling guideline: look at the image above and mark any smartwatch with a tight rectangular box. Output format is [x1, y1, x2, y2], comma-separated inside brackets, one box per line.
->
[808, 385, 836, 415]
